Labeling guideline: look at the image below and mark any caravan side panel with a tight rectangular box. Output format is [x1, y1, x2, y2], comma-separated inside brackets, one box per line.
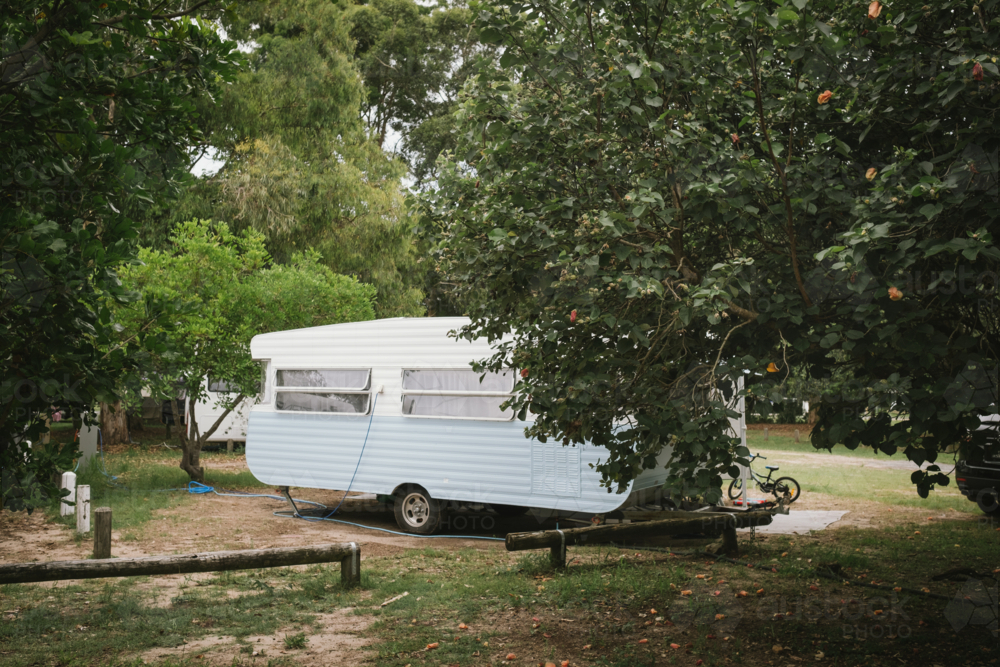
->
[246, 411, 632, 514]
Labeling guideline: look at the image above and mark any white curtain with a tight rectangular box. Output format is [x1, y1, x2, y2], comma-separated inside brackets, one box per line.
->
[276, 369, 370, 390]
[402, 369, 513, 392]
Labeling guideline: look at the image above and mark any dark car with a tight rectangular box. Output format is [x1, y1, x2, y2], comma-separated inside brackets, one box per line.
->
[956, 414, 1000, 517]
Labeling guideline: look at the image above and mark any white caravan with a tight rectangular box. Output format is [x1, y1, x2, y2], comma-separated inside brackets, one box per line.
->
[185, 378, 253, 444]
[245, 317, 742, 533]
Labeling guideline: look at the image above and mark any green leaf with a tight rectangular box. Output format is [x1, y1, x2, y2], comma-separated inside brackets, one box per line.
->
[919, 203, 942, 220]
[499, 50, 521, 68]
[626, 63, 643, 79]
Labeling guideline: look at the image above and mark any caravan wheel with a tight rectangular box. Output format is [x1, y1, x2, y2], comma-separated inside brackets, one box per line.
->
[394, 485, 444, 534]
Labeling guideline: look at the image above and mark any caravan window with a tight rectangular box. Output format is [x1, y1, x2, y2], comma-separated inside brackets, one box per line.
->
[402, 369, 513, 393]
[401, 369, 514, 421]
[276, 369, 370, 390]
[276, 391, 370, 414]
[208, 378, 235, 393]
[275, 368, 371, 415]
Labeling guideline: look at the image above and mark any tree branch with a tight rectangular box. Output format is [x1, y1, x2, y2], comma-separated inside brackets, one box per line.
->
[748, 48, 813, 308]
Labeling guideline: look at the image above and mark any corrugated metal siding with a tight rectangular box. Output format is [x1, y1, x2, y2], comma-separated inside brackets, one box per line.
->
[246, 411, 632, 513]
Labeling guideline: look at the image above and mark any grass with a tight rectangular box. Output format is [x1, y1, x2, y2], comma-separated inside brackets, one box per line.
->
[49, 437, 269, 535]
[5, 429, 995, 666]
[737, 432, 975, 514]
[2, 518, 997, 666]
[746, 430, 897, 459]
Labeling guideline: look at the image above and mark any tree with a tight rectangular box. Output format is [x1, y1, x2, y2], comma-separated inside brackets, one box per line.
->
[142, 0, 425, 318]
[417, 0, 999, 502]
[117, 220, 376, 481]
[0, 0, 239, 509]
[345, 0, 492, 186]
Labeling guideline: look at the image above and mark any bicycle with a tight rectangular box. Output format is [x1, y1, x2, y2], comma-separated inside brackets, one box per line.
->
[727, 453, 801, 504]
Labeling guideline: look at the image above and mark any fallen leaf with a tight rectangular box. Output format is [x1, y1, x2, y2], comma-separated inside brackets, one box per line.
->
[638, 639, 648, 644]
[696, 574, 705, 579]
[681, 590, 692, 596]
[715, 613, 725, 621]
[459, 623, 468, 630]
[810, 585, 819, 591]
[426, 643, 439, 650]
[773, 644, 784, 653]
[543, 633, 552, 638]
[713, 590, 721, 596]
[893, 587, 901, 593]
[757, 588, 765, 595]
[815, 651, 825, 659]
[670, 643, 681, 649]
[506, 653, 517, 660]
[737, 591, 748, 598]
[583, 645, 591, 650]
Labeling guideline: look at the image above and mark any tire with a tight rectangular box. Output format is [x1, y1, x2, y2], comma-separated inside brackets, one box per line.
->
[727, 478, 745, 500]
[393, 485, 444, 534]
[490, 504, 530, 518]
[773, 477, 801, 504]
[976, 489, 1000, 517]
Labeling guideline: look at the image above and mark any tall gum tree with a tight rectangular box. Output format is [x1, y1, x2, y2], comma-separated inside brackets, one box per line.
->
[417, 0, 999, 501]
[147, 0, 425, 318]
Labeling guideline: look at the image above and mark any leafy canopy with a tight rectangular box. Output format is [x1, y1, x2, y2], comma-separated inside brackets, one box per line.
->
[0, 0, 239, 508]
[117, 219, 377, 481]
[417, 0, 999, 501]
[146, 0, 424, 318]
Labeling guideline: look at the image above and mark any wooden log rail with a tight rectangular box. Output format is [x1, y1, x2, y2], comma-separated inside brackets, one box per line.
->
[506, 512, 774, 565]
[0, 543, 361, 587]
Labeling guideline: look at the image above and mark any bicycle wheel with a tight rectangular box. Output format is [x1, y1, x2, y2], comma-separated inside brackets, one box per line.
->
[773, 477, 801, 504]
[727, 477, 745, 500]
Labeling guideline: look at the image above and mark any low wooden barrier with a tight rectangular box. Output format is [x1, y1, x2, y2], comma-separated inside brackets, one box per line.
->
[0, 543, 361, 587]
[506, 511, 774, 565]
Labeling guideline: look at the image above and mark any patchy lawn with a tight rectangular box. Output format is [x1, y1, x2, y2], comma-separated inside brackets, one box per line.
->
[1, 430, 996, 666]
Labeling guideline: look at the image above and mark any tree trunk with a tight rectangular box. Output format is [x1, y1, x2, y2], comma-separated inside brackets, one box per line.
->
[176, 397, 204, 482]
[99, 401, 129, 448]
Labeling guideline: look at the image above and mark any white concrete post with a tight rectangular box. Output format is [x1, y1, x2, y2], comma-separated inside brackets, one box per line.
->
[60, 472, 77, 517]
[75, 485, 91, 534]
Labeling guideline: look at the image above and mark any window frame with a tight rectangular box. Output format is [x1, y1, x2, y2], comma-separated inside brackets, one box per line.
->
[273, 367, 372, 416]
[400, 368, 516, 422]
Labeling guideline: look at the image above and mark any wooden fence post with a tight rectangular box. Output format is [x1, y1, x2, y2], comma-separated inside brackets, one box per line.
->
[794, 429, 800, 443]
[60, 472, 76, 517]
[550, 529, 567, 568]
[94, 507, 112, 559]
[341, 542, 360, 587]
[75, 485, 90, 534]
